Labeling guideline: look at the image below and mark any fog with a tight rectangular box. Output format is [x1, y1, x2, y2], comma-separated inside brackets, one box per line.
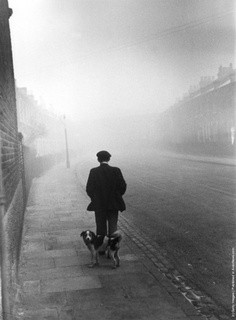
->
[8, 0, 235, 158]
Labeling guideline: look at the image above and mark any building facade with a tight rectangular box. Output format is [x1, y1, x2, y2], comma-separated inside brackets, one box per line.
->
[156, 64, 236, 156]
[16, 87, 65, 157]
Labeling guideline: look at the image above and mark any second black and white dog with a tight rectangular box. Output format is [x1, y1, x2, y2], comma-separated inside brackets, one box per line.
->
[80, 230, 122, 268]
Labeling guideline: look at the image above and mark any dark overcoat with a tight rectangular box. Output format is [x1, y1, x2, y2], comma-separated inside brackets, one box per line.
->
[86, 163, 126, 212]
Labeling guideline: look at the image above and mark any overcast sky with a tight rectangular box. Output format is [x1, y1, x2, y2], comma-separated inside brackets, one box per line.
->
[8, 0, 235, 120]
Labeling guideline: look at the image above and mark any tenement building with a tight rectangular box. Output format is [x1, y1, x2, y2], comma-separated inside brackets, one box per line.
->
[156, 64, 236, 156]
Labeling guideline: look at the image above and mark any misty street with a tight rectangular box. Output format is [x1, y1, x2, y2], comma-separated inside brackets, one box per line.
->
[1, 0, 235, 319]
[76, 150, 235, 313]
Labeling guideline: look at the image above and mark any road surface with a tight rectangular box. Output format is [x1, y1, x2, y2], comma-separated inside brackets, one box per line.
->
[76, 149, 236, 313]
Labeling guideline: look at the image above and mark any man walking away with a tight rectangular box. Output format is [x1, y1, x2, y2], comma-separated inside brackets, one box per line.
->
[86, 150, 127, 239]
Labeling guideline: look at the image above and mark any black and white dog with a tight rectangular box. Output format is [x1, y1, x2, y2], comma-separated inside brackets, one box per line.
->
[80, 230, 122, 268]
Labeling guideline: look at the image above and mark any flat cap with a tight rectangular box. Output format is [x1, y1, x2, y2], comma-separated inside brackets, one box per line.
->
[96, 150, 111, 161]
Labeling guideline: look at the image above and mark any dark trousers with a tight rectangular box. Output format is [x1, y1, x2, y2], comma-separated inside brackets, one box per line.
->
[95, 210, 118, 236]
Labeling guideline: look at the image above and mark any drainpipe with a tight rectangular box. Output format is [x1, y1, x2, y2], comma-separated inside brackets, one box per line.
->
[0, 137, 11, 320]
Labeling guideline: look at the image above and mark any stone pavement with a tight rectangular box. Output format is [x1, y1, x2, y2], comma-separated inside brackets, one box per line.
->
[13, 162, 209, 320]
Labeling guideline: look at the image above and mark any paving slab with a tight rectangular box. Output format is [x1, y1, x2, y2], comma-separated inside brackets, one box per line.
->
[16, 307, 58, 320]
[58, 307, 75, 320]
[23, 280, 41, 294]
[25, 248, 77, 259]
[21, 266, 84, 281]
[19, 291, 67, 309]
[23, 241, 45, 253]
[54, 256, 80, 268]
[44, 237, 58, 250]
[55, 234, 80, 243]
[41, 276, 102, 293]
[23, 257, 55, 269]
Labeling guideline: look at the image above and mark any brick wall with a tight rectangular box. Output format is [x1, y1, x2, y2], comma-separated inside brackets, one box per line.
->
[0, 0, 22, 211]
[0, 0, 26, 314]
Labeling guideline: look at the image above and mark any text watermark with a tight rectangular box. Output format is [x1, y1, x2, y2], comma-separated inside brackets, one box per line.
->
[232, 247, 235, 318]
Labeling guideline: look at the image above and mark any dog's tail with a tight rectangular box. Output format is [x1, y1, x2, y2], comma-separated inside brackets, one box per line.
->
[110, 230, 122, 241]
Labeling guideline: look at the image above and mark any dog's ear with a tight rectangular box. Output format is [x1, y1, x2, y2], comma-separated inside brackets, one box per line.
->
[80, 231, 85, 237]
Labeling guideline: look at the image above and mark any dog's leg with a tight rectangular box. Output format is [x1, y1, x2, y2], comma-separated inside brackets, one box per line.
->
[88, 247, 99, 268]
[90, 250, 94, 265]
[106, 250, 111, 259]
[109, 250, 117, 269]
[95, 251, 99, 266]
[89, 249, 95, 268]
[114, 250, 120, 267]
